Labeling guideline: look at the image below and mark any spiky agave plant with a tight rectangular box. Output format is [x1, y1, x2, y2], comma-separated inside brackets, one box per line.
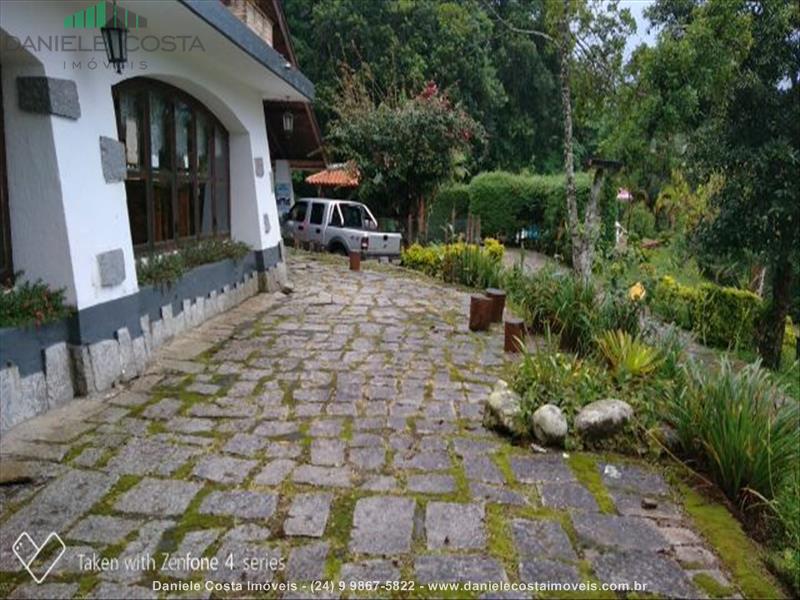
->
[596, 329, 662, 383]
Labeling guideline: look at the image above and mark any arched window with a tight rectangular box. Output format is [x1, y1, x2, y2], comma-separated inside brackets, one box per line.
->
[113, 78, 230, 252]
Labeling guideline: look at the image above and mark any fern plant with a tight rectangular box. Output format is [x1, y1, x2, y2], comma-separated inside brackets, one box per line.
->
[596, 329, 662, 383]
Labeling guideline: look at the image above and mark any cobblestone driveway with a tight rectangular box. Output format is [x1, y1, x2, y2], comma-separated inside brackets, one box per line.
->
[0, 254, 733, 598]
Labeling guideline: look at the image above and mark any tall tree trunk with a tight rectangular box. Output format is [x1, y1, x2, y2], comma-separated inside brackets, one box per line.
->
[758, 254, 793, 369]
[558, 0, 586, 280]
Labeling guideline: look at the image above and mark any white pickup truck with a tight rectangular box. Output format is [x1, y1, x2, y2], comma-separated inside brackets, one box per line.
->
[280, 198, 402, 258]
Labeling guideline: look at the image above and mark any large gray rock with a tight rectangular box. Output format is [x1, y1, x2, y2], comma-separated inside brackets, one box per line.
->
[532, 404, 568, 446]
[575, 399, 633, 438]
[483, 380, 525, 436]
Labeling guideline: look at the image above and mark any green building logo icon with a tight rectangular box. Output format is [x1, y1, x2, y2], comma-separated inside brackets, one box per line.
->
[64, 1, 147, 29]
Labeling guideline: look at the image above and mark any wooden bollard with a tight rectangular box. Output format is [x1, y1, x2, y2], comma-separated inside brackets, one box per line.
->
[486, 288, 506, 323]
[349, 251, 361, 271]
[504, 317, 526, 352]
[469, 294, 493, 331]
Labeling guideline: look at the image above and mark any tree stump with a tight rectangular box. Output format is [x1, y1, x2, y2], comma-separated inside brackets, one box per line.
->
[469, 294, 493, 331]
[349, 251, 361, 272]
[485, 288, 506, 323]
[504, 318, 526, 352]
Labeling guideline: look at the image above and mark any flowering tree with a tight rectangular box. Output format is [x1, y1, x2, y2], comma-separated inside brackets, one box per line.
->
[328, 76, 485, 241]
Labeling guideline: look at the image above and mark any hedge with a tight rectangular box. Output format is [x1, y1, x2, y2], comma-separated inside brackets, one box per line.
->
[653, 275, 763, 350]
[467, 171, 613, 257]
[428, 184, 470, 242]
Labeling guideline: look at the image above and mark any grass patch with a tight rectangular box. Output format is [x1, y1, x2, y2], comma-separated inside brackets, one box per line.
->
[485, 504, 518, 583]
[681, 483, 784, 599]
[693, 572, 736, 598]
[89, 474, 142, 515]
[324, 492, 359, 580]
[567, 453, 616, 514]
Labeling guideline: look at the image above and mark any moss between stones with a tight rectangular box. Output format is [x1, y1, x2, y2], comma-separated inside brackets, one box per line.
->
[680, 483, 784, 599]
[693, 572, 736, 598]
[567, 453, 616, 514]
[89, 474, 142, 516]
[485, 503, 518, 584]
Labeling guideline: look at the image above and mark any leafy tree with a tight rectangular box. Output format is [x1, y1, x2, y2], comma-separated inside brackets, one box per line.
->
[694, 0, 799, 368]
[327, 77, 484, 241]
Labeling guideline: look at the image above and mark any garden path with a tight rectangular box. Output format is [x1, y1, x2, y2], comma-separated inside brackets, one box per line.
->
[0, 252, 735, 598]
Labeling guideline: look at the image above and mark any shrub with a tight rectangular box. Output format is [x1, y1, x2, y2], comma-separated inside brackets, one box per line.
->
[652, 275, 763, 350]
[512, 346, 612, 422]
[0, 278, 71, 328]
[483, 237, 504, 262]
[400, 243, 442, 277]
[401, 240, 503, 289]
[596, 330, 662, 384]
[502, 265, 562, 332]
[441, 242, 502, 289]
[667, 359, 800, 505]
[137, 239, 251, 286]
[551, 274, 599, 356]
[626, 203, 657, 239]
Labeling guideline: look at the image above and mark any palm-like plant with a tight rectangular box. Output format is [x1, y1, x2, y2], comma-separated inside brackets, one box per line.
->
[596, 329, 662, 383]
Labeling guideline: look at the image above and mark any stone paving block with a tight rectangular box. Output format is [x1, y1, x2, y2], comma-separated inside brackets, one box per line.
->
[425, 502, 486, 550]
[538, 482, 599, 512]
[572, 513, 668, 552]
[223, 433, 267, 457]
[72, 447, 106, 468]
[407, 474, 455, 494]
[511, 519, 577, 561]
[415, 555, 507, 584]
[660, 526, 702, 547]
[350, 432, 383, 447]
[361, 475, 398, 492]
[265, 441, 302, 458]
[598, 462, 670, 497]
[610, 490, 683, 521]
[287, 541, 329, 582]
[311, 438, 346, 466]
[105, 437, 200, 476]
[142, 398, 182, 420]
[199, 490, 278, 519]
[101, 519, 174, 583]
[193, 455, 257, 485]
[469, 482, 528, 506]
[68, 515, 141, 544]
[340, 559, 400, 583]
[309, 419, 343, 437]
[89, 582, 156, 599]
[348, 447, 386, 471]
[9, 582, 78, 599]
[284, 493, 333, 537]
[590, 549, 698, 598]
[452, 438, 499, 457]
[254, 421, 300, 437]
[463, 455, 505, 484]
[115, 478, 202, 516]
[350, 496, 415, 555]
[254, 459, 297, 486]
[186, 382, 221, 395]
[0, 469, 117, 571]
[293, 465, 353, 488]
[392, 450, 451, 471]
[519, 559, 583, 586]
[675, 545, 718, 568]
[510, 455, 576, 484]
[163, 529, 223, 579]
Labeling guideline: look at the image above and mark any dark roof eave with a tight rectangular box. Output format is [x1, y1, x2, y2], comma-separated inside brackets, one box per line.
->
[177, 0, 314, 101]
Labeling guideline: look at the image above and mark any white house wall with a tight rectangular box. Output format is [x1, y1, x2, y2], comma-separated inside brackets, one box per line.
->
[0, 0, 294, 310]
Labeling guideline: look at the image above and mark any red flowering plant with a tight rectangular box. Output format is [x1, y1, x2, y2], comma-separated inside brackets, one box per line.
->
[329, 71, 485, 241]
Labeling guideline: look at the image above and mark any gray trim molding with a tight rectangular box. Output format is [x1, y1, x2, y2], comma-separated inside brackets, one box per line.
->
[178, 0, 314, 101]
[17, 77, 81, 120]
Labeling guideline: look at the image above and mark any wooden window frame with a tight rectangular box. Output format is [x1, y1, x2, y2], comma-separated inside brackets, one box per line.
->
[112, 78, 231, 255]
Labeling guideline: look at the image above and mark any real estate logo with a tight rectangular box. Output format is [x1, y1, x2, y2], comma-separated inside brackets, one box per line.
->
[63, 1, 147, 30]
[12, 531, 66, 584]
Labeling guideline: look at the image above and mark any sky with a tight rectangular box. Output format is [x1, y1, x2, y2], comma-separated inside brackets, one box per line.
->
[619, 0, 657, 59]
